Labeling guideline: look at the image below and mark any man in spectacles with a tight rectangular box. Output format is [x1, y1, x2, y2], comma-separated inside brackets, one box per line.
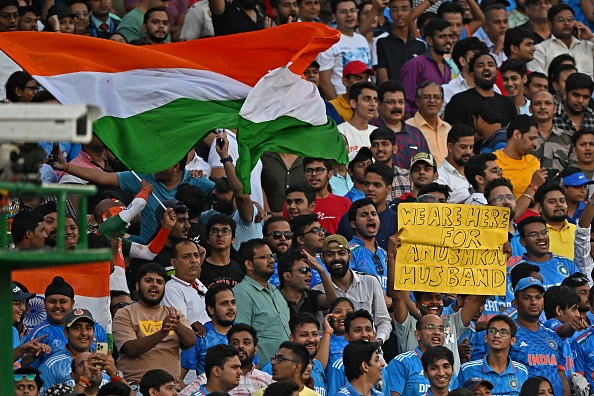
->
[265, 216, 297, 288]
[278, 251, 337, 319]
[516, 216, 579, 291]
[458, 314, 529, 395]
[313, 235, 391, 350]
[384, 314, 449, 396]
[234, 239, 291, 365]
[201, 214, 244, 289]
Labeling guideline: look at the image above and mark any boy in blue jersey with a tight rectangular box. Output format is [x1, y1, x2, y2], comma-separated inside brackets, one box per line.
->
[335, 340, 384, 396]
[508, 276, 571, 396]
[348, 198, 388, 291]
[458, 314, 529, 395]
[24, 276, 108, 368]
[180, 284, 237, 385]
[543, 285, 588, 341]
[288, 313, 329, 396]
[383, 314, 447, 396]
[39, 309, 113, 393]
[421, 346, 455, 396]
[561, 273, 592, 328]
[516, 216, 579, 288]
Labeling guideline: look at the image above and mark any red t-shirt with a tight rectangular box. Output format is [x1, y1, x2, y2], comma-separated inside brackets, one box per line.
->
[313, 194, 352, 235]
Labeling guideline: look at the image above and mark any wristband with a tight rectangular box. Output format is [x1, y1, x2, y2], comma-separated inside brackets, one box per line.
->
[78, 376, 90, 388]
[522, 193, 533, 201]
[110, 375, 122, 382]
[64, 162, 70, 172]
[323, 331, 332, 336]
[529, 183, 538, 191]
[221, 156, 233, 164]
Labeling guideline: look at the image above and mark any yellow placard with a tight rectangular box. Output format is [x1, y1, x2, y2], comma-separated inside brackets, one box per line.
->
[396, 203, 510, 295]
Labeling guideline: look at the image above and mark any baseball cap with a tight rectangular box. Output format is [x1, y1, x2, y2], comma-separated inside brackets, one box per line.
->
[155, 199, 188, 223]
[64, 308, 94, 328]
[209, 175, 231, 192]
[47, 4, 76, 19]
[562, 171, 594, 187]
[343, 61, 375, 78]
[463, 378, 494, 391]
[513, 276, 545, 294]
[12, 283, 34, 301]
[348, 147, 373, 164]
[410, 152, 437, 170]
[322, 235, 350, 252]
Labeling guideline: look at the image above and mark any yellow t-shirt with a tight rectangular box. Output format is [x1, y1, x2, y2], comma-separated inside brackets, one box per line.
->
[329, 94, 353, 123]
[546, 221, 576, 260]
[494, 150, 541, 199]
[252, 386, 322, 396]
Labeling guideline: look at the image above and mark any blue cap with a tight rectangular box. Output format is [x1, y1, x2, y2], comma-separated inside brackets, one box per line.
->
[562, 172, 594, 187]
[513, 276, 545, 294]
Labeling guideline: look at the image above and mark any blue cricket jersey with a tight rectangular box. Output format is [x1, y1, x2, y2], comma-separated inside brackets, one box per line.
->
[383, 348, 429, 396]
[572, 327, 594, 389]
[334, 381, 383, 396]
[458, 355, 529, 395]
[349, 236, 388, 291]
[181, 321, 229, 375]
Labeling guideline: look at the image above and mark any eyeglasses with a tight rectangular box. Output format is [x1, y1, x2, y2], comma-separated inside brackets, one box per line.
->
[381, 99, 405, 106]
[24, 85, 40, 92]
[487, 327, 511, 336]
[420, 324, 445, 332]
[271, 355, 300, 364]
[372, 254, 384, 275]
[267, 231, 294, 240]
[553, 16, 575, 23]
[14, 374, 37, 381]
[302, 227, 326, 236]
[489, 194, 515, 203]
[305, 167, 327, 175]
[110, 301, 131, 311]
[12, 301, 27, 308]
[336, 7, 357, 14]
[417, 94, 443, 101]
[524, 229, 548, 239]
[209, 228, 232, 236]
[73, 11, 90, 17]
[253, 253, 277, 261]
[293, 266, 312, 274]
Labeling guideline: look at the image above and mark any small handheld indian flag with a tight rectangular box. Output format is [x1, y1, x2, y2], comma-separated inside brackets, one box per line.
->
[0, 24, 349, 193]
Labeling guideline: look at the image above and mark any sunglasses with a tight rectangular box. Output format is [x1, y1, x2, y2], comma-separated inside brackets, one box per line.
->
[110, 301, 131, 310]
[14, 374, 37, 381]
[293, 266, 312, 274]
[267, 231, 294, 240]
[372, 254, 384, 275]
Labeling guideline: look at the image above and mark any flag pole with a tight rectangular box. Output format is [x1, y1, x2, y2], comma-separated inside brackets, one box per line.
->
[130, 170, 167, 210]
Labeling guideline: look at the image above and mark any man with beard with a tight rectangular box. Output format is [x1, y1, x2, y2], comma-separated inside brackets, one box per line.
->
[389, 152, 439, 207]
[272, 0, 297, 24]
[39, 309, 114, 392]
[552, 73, 594, 135]
[86, 0, 119, 38]
[313, 235, 391, 346]
[52, 150, 214, 245]
[531, 90, 573, 171]
[142, 7, 169, 44]
[179, 284, 237, 386]
[17, 6, 38, 31]
[347, 198, 388, 292]
[494, 115, 541, 200]
[201, 132, 263, 249]
[116, 0, 170, 42]
[209, 0, 265, 36]
[265, 216, 294, 287]
[437, 124, 475, 203]
[201, 214, 244, 288]
[163, 239, 209, 338]
[400, 19, 453, 115]
[384, 314, 448, 396]
[534, 182, 576, 259]
[24, 276, 108, 368]
[234, 239, 291, 365]
[515, 216, 579, 288]
[113, 263, 195, 387]
[444, 52, 517, 127]
[528, 3, 594, 78]
[370, 81, 431, 169]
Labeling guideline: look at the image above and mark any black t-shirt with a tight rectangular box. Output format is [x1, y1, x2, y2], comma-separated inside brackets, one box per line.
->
[200, 259, 244, 288]
[444, 89, 518, 128]
[285, 289, 324, 319]
[211, 1, 264, 36]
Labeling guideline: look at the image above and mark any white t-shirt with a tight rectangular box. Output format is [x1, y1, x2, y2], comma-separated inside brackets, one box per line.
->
[208, 130, 263, 207]
[317, 32, 371, 95]
[337, 122, 377, 153]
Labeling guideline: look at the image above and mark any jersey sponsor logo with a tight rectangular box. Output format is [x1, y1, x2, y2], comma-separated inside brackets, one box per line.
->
[527, 353, 557, 366]
[509, 378, 519, 390]
[547, 339, 558, 350]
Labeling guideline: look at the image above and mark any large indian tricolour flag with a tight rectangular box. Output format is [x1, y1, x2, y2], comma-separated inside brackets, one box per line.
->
[0, 23, 349, 192]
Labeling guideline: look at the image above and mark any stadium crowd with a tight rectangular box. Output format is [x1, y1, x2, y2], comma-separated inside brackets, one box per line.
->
[6, 0, 594, 394]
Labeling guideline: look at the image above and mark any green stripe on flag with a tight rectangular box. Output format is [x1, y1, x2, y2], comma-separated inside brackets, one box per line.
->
[236, 115, 348, 194]
[94, 97, 244, 174]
